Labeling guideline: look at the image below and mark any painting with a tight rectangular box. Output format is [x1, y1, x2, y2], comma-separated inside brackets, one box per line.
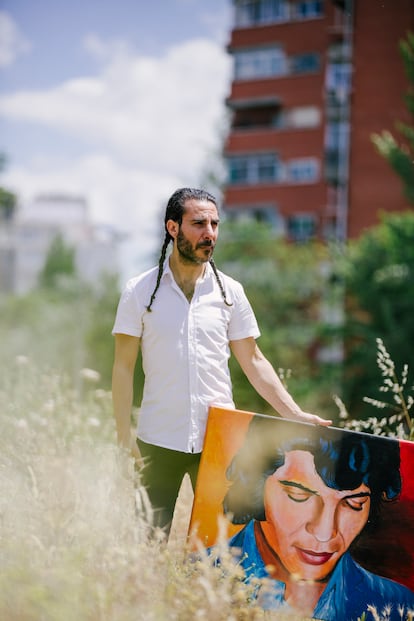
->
[189, 406, 414, 620]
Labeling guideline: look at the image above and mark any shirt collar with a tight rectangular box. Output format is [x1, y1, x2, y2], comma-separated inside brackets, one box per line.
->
[162, 258, 213, 283]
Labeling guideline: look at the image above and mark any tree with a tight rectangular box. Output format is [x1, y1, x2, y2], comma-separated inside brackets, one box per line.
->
[341, 211, 414, 418]
[0, 154, 17, 221]
[213, 220, 339, 417]
[372, 31, 414, 203]
[38, 233, 76, 289]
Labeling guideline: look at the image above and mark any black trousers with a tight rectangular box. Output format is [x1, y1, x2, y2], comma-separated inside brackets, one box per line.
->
[137, 439, 201, 532]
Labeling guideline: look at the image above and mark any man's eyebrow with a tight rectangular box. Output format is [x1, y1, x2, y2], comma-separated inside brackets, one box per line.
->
[279, 480, 317, 494]
[191, 217, 220, 223]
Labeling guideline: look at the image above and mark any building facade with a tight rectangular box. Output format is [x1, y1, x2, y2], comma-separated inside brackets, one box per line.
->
[1, 194, 119, 294]
[223, 0, 414, 241]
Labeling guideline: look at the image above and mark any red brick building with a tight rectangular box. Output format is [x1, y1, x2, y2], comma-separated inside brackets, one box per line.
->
[223, 0, 414, 241]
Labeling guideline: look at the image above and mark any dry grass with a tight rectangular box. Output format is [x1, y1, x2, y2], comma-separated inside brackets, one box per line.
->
[1, 358, 408, 621]
[0, 360, 292, 620]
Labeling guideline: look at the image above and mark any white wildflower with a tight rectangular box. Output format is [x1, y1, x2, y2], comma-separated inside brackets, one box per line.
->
[402, 364, 409, 386]
[80, 368, 101, 383]
[87, 417, 101, 428]
[15, 418, 28, 429]
[15, 354, 29, 366]
[367, 604, 381, 621]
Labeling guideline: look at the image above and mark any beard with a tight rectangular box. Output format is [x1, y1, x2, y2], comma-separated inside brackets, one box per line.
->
[176, 228, 214, 264]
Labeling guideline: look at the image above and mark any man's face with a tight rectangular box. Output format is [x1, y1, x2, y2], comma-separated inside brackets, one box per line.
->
[174, 199, 219, 265]
[262, 450, 371, 582]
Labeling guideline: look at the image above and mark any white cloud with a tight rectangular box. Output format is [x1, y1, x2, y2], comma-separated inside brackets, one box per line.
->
[0, 35, 231, 277]
[0, 37, 231, 172]
[83, 33, 133, 63]
[0, 11, 31, 67]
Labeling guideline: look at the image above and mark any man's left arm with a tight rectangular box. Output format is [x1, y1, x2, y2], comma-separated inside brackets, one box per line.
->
[230, 337, 332, 426]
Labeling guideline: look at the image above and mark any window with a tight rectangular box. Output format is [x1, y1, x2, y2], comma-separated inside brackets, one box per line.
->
[234, 47, 288, 80]
[293, 0, 323, 19]
[291, 52, 321, 74]
[287, 214, 316, 241]
[229, 157, 249, 184]
[257, 153, 277, 181]
[232, 103, 282, 129]
[325, 121, 349, 153]
[234, 0, 290, 27]
[228, 153, 282, 185]
[325, 62, 352, 101]
[288, 158, 319, 183]
[228, 154, 320, 185]
[325, 121, 350, 184]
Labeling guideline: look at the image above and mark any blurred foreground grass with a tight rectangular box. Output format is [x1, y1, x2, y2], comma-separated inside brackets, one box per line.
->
[0, 358, 312, 620]
[1, 359, 406, 621]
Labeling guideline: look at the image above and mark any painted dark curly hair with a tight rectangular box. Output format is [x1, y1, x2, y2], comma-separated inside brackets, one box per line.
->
[223, 415, 401, 527]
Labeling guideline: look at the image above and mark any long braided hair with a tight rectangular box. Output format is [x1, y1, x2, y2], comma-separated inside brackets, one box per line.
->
[146, 188, 233, 311]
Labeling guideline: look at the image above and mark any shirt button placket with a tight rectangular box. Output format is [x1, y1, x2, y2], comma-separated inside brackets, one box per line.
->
[187, 302, 198, 452]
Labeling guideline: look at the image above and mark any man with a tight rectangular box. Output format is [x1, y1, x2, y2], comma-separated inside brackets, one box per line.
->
[112, 187, 331, 532]
[222, 416, 414, 619]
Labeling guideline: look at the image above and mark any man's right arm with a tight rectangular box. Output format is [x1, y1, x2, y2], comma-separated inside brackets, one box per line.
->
[112, 333, 141, 459]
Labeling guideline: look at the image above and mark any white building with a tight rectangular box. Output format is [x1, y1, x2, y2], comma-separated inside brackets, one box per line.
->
[3, 193, 120, 294]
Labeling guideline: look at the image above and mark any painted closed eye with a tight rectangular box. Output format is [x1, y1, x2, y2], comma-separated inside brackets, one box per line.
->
[344, 497, 369, 512]
[285, 488, 313, 503]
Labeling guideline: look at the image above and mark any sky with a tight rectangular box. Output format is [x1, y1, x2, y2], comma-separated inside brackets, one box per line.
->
[0, 0, 232, 279]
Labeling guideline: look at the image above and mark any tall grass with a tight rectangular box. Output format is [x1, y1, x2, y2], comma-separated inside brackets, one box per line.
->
[0, 358, 289, 620]
[1, 356, 411, 620]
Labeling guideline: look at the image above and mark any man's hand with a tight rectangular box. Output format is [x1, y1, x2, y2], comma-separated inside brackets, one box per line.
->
[287, 410, 332, 427]
[130, 429, 143, 462]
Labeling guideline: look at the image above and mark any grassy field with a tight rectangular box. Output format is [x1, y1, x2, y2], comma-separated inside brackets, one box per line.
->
[0, 358, 409, 620]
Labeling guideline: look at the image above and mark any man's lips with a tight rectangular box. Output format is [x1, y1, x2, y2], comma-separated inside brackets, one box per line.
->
[296, 548, 335, 566]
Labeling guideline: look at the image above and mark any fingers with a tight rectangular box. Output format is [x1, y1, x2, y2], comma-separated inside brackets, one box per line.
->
[130, 440, 142, 461]
[317, 418, 333, 426]
[311, 414, 332, 426]
[298, 411, 333, 426]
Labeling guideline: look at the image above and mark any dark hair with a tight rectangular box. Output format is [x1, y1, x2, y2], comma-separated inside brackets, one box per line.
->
[223, 416, 401, 527]
[146, 188, 232, 311]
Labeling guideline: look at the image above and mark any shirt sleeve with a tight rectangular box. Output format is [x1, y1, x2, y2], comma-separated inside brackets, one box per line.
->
[112, 278, 144, 337]
[227, 280, 261, 342]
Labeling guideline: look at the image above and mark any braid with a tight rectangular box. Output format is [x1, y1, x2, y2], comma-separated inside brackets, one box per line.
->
[147, 188, 229, 311]
[146, 233, 171, 312]
[209, 258, 233, 307]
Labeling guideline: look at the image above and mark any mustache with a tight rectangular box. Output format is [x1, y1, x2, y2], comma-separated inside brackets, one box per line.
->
[197, 241, 214, 248]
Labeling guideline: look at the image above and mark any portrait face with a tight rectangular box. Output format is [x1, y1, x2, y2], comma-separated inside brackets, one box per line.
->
[261, 450, 371, 582]
[169, 198, 219, 265]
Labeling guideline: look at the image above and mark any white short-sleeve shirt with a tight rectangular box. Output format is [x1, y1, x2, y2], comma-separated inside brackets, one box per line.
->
[112, 260, 260, 453]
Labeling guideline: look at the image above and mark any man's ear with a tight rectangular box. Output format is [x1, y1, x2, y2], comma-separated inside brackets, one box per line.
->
[166, 219, 179, 239]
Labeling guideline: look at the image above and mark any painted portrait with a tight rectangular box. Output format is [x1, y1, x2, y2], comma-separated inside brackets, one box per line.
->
[190, 406, 414, 620]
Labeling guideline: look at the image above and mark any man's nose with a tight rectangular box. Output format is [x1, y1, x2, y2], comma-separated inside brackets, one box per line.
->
[203, 223, 215, 238]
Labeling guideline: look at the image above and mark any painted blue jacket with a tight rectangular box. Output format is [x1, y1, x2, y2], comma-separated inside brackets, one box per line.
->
[228, 520, 414, 621]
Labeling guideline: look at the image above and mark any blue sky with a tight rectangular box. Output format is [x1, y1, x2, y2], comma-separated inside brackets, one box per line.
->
[0, 0, 232, 277]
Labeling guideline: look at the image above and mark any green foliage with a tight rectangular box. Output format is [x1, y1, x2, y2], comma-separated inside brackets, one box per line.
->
[341, 211, 414, 418]
[0, 186, 16, 221]
[0, 153, 17, 221]
[340, 338, 414, 440]
[0, 272, 121, 392]
[214, 221, 340, 418]
[38, 233, 76, 289]
[372, 31, 414, 203]
[83, 273, 124, 387]
[372, 131, 414, 203]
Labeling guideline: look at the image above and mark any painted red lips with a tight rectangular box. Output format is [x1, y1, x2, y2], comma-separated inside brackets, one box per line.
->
[297, 548, 335, 566]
